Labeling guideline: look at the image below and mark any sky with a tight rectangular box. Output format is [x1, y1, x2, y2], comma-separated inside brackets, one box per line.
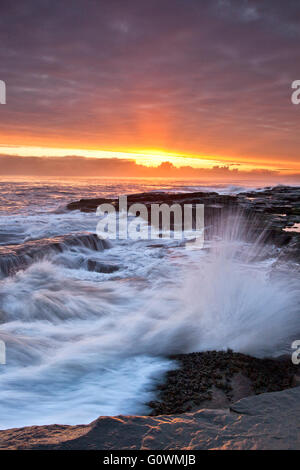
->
[0, 0, 300, 177]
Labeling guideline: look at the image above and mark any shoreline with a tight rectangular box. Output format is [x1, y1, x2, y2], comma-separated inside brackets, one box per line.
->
[1, 365, 300, 449]
[0, 349, 299, 450]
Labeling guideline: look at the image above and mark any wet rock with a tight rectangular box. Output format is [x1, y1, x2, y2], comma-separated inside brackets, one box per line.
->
[66, 186, 300, 252]
[0, 233, 109, 277]
[87, 259, 120, 273]
[148, 350, 298, 416]
[67, 197, 116, 212]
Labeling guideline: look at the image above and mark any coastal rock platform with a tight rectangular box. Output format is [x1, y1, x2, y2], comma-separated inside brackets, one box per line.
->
[1, 386, 300, 450]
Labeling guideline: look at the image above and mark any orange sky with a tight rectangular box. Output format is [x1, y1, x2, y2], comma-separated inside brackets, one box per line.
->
[0, 143, 299, 175]
[0, 0, 300, 178]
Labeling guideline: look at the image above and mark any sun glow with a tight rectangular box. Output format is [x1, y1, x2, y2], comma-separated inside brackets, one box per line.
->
[0, 144, 282, 173]
[0, 144, 224, 168]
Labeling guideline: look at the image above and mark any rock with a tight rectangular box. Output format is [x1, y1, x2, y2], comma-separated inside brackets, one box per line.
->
[67, 197, 116, 212]
[66, 186, 300, 252]
[0, 233, 109, 277]
[2, 386, 300, 449]
[147, 350, 298, 416]
[87, 259, 120, 273]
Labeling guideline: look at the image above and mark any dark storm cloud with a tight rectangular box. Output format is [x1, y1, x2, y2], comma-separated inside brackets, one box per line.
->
[0, 0, 300, 163]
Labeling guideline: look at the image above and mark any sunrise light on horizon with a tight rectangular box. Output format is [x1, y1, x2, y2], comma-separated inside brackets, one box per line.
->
[1, 144, 299, 175]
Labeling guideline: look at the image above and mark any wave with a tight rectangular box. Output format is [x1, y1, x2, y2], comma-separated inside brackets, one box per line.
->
[0, 212, 299, 428]
[0, 232, 109, 278]
[0, 179, 300, 429]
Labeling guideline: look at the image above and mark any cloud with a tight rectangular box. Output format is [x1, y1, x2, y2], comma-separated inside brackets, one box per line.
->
[0, 0, 300, 167]
[1, 154, 300, 184]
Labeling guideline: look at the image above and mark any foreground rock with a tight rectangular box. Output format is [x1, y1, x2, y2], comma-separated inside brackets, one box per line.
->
[148, 351, 298, 415]
[1, 386, 300, 449]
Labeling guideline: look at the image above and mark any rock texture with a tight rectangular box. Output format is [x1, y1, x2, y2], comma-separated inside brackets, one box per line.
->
[0, 233, 109, 277]
[148, 351, 298, 415]
[1, 386, 300, 450]
[66, 186, 300, 249]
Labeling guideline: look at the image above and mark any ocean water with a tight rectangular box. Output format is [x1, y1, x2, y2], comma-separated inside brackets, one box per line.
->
[0, 177, 299, 429]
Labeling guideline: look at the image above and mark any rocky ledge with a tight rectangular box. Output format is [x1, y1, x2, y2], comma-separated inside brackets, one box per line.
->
[66, 185, 300, 254]
[0, 350, 299, 450]
[66, 185, 300, 220]
[0, 233, 110, 277]
[2, 385, 300, 449]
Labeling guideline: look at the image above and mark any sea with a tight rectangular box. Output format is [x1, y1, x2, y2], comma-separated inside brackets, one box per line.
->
[0, 177, 299, 429]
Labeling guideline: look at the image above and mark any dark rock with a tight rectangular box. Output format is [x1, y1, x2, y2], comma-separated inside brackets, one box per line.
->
[87, 259, 120, 273]
[147, 350, 299, 416]
[66, 186, 300, 251]
[0, 233, 109, 277]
